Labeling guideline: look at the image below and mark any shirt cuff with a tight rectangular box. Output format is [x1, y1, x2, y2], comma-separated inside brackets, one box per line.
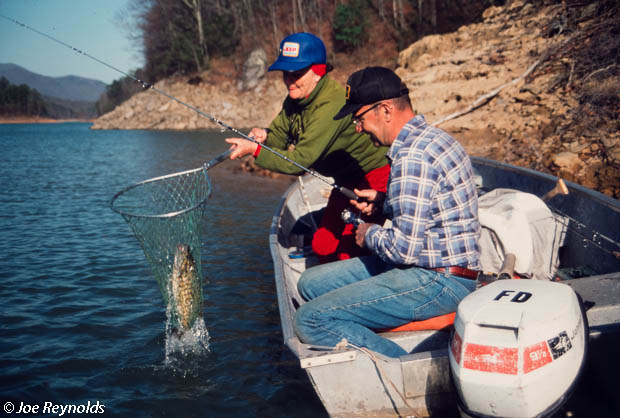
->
[364, 224, 381, 249]
[253, 144, 262, 158]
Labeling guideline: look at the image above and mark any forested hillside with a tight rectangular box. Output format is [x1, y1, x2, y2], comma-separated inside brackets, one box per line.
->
[0, 77, 48, 117]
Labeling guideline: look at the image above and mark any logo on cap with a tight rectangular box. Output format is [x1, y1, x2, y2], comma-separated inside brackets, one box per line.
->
[282, 42, 300, 57]
[345, 84, 351, 100]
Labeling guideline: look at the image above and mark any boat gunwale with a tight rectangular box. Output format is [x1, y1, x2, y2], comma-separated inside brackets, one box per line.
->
[269, 182, 299, 347]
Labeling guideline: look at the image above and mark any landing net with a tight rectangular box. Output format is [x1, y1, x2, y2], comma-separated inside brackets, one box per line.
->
[110, 166, 212, 331]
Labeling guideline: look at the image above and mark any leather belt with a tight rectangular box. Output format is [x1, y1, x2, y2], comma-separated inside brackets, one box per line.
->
[430, 266, 480, 280]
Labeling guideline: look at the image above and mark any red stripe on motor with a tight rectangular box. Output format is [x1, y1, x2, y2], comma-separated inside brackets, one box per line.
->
[523, 341, 553, 374]
[463, 343, 518, 374]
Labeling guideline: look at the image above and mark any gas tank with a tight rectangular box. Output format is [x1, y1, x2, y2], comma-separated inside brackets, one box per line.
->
[449, 280, 588, 418]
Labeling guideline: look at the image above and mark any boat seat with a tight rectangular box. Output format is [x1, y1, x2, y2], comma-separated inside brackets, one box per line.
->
[380, 312, 455, 332]
[380, 276, 525, 333]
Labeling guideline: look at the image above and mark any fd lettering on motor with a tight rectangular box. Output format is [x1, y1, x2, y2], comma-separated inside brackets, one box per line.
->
[493, 290, 532, 303]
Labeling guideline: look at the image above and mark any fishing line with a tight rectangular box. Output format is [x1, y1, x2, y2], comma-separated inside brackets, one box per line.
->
[1, 13, 359, 201]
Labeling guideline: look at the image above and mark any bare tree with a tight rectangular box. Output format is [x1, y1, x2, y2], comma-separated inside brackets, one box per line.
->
[392, 0, 406, 32]
[429, 0, 437, 31]
[296, 0, 308, 32]
[397, 0, 406, 30]
[243, 0, 256, 36]
[181, 0, 208, 70]
[268, 0, 282, 46]
[418, 0, 423, 30]
[417, 0, 438, 34]
[316, 0, 324, 39]
[291, 0, 298, 32]
[377, 0, 387, 22]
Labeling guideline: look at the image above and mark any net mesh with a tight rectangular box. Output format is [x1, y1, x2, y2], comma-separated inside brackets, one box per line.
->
[111, 166, 212, 330]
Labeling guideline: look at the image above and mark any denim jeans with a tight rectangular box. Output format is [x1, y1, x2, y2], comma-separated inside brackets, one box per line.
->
[294, 255, 477, 358]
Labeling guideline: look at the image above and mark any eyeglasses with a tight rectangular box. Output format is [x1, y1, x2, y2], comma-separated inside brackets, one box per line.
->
[352, 103, 381, 126]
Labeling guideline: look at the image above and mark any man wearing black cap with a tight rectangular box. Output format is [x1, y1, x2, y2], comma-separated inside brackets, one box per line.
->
[294, 67, 481, 358]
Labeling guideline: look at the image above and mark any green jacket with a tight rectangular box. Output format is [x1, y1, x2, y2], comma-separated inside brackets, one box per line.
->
[255, 75, 388, 186]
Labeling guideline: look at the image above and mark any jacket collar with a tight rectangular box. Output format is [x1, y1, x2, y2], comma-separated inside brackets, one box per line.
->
[287, 75, 328, 109]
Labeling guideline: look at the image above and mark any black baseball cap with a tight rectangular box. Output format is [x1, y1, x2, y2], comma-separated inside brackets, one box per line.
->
[334, 66, 409, 120]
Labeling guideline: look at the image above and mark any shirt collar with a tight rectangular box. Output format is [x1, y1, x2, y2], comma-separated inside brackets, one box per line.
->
[386, 115, 427, 161]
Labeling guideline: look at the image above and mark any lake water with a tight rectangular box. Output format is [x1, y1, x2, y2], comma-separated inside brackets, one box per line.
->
[0, 123, 327, 417]
[2, 122, 619, 418]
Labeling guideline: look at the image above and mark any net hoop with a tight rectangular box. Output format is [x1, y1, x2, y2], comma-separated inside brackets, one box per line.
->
[110, 166, 212, 219]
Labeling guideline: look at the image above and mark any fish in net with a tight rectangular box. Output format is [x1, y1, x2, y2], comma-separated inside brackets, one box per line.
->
[110, 166, 211, 333]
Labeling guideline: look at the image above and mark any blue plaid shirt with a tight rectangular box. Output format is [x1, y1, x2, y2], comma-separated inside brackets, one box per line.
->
[365, 115, 481, 269]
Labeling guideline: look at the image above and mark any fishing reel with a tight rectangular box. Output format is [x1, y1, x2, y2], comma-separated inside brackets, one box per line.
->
[341, 209, 364, 226]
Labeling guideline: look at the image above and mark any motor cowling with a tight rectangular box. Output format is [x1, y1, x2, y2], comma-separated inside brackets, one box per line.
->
[449, 280, 588, 418]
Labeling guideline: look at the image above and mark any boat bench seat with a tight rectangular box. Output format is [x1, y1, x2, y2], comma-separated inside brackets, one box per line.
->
[380, 312, 455, 332]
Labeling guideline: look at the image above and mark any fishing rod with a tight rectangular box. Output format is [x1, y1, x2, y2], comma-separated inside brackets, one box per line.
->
[1, 14, 359, 201]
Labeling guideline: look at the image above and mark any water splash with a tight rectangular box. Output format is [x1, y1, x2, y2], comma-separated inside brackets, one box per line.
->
[163, 297, 210, 366]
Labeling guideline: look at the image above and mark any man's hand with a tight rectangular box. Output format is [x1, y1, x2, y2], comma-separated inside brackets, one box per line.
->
[350, 188, 385, 216]
[225, 137, 258, 159]
[225, 128, 267, 159]
[355, 222, 372, 247]
[248, 128, 268, 143]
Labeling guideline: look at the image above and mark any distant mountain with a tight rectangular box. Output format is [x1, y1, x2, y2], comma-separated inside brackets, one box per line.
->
[0, 63, 107, 102]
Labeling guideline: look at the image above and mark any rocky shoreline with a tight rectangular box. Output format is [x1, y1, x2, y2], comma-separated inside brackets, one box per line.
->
[91, 1, 618, 198]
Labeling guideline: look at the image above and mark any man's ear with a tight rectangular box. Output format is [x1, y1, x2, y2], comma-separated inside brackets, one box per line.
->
[382, 102, 393, 123]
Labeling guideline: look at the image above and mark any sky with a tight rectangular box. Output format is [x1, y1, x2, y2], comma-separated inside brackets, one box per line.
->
[0, 0, 141, 84]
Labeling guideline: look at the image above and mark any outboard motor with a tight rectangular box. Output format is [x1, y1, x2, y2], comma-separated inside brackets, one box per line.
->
[449, 280, 588, 418]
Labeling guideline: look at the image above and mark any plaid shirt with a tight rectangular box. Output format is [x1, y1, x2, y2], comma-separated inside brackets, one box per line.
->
[365, 115, 481, 269]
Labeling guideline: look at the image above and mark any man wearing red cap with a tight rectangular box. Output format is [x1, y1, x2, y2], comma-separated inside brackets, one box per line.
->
[226, 33, 390, 263]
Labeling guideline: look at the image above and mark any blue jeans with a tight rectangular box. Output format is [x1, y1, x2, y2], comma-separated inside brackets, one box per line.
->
[294, 256, 477, 358]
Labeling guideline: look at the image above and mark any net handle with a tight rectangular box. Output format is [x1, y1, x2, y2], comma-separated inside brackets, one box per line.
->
[204, 149, 233, 170]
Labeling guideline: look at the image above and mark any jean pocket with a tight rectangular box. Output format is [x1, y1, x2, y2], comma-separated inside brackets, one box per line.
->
[413, 285, 462, 319]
